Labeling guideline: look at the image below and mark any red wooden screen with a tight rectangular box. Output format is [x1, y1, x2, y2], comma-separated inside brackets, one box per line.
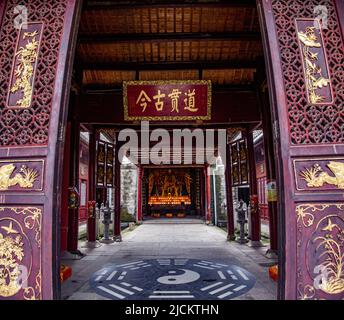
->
[258, 0, 344, 300]
[0, 0, 81, 300]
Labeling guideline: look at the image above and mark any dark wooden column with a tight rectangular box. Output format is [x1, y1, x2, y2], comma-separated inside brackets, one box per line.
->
[60, 122, 71, 253]
[87, 127, 97, 242]
[67, 113, 80, 252]
[258, 86, 278, 253]
[205, 166, 212, 223]
[137, 166, 143, 223]
[246, 128, 261, 243]
[200, 168, 205, 218]
[113, 145, 122, 241]
[225, 135, 235, 240]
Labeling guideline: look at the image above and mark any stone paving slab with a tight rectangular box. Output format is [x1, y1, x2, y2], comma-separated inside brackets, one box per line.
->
[62, 223, 277, 300]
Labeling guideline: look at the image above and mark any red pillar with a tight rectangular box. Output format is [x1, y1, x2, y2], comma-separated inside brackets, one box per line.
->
[113, 148, 122, 241]
[246, 129, 261, 243]
[199, 169, 205, 217]
[137, 166, 143, 223]
[87, 128, 97, 242]
[225, 136, 235, 240]
[205, 166, 212, 223]
[60, 122, 71, 253]
[67, 118, 80, 251]
[258, 87, 278, 252]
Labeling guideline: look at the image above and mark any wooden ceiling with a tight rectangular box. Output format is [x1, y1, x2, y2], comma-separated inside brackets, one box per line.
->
[76, 0, 263, 91]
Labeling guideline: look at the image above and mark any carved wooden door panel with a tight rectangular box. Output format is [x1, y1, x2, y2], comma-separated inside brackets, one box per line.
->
[258, 0, 344, 299]
[0, 0, 81, 299]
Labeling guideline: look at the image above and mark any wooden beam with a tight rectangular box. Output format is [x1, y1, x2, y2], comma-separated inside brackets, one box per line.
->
[82, 83, 256, 92]
[85, 0, 257, 10]
[78, 31, 261, 44]
[81, 59, 258, 70]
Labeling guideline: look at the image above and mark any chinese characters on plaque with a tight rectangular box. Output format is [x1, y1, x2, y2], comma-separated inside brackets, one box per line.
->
[123, 80, 211, 121]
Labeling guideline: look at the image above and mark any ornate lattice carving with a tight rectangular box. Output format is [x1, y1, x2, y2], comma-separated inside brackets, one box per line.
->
[0, 0, 67, 146]
[271, 0, 344, 144]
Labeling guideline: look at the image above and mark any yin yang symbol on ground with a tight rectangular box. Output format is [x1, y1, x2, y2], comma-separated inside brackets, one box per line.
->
[89, 258, 256, 300]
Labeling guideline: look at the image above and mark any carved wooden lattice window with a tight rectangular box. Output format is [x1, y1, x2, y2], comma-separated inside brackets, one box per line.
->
[271, 0, 344, 144]
[0, 0, 67, 146]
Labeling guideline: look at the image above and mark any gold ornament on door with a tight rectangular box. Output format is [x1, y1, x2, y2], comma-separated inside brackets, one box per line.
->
[300, 161, 344, 189]
[0, 222, 24, 297]
[0, 164, 38, 191]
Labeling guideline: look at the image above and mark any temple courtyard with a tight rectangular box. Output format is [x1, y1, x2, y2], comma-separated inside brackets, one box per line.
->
[61, 220, 277, 300]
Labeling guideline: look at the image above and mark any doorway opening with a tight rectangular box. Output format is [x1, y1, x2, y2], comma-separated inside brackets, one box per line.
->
[58, 1, 281, 300]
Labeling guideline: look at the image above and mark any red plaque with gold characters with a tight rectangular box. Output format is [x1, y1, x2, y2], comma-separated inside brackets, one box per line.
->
[123, 80, 211, 121]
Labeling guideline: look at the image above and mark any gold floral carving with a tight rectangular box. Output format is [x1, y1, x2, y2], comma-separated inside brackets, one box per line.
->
[0, 164, 38, 191]
[10, 30, 39, 108]
[296, 204, 327, 227]
[300, 161, 344, 189]
[314, 217, 344, 295]
[0, 223, 24, 297]
[10, 207, 42, 247]
[296, 204, 344, 296]
[297, 25, 331, 104]
[298, 284, 316, 300]
[0, 207, 42, 299]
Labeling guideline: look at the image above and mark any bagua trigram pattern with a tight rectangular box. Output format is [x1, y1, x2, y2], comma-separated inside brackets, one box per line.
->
[195, 260, 253, 299]
[90, 259, 255, 300]
[93, 261, 150, 300]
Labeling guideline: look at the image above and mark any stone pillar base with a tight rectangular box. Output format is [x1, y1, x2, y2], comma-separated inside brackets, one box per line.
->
[82, 241, 102, 248]
[61, 250, 85, 260]
[227, 234, 236, 241]
[265, 248, 278, 259]
[247, 240, 265, 247]
[113, 235, 122, 242]
[100, 238, 115, 244]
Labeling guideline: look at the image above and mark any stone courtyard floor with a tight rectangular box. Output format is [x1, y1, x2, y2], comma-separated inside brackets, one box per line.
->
[61, 220, 277, 300]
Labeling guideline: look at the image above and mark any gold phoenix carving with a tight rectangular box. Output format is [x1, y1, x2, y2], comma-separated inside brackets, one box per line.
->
[297, 26, 331, 104]
[0, 207, 42, 299]
[10, 30, 39, 108]
[0, 164, 38, 191]
[300, 161, 344, 189]
[296, 204, 344, 296]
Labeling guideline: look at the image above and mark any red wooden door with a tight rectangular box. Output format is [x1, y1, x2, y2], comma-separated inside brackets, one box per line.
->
[0, 0, 81, 300]
[258, 0, 344, 299]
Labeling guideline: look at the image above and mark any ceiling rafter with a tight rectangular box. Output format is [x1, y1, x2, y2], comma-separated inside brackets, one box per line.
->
[80, 59, 259, 70]
[83, 83, 256, 92]
[84, 0, 257, 10]
[78, 31, 261, 44]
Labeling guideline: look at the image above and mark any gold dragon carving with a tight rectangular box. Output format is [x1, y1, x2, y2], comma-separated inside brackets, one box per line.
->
[10, 30, 39, 108]
[0, 164, 38, 191]
[297, 26, 331, 104]
[300, 161, 344, 189]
